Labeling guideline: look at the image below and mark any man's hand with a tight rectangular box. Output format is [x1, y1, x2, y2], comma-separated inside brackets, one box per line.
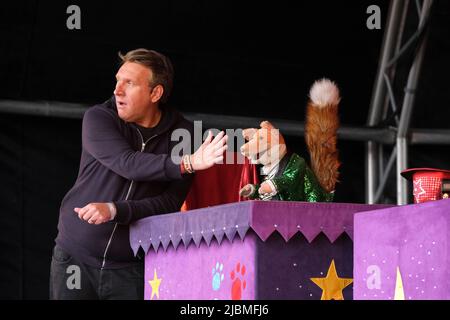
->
[74, 203, 112, 225]
[190, 131, 228, 171]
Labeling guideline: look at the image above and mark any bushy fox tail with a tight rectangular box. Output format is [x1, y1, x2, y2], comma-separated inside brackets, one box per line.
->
[305, 78, 341, 193]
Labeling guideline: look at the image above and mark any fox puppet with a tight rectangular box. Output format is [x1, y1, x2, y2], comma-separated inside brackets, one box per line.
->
[239, 78, 341, 202]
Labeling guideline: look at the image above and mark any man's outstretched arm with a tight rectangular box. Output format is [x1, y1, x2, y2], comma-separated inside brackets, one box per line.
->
[82, 107, 227, 182]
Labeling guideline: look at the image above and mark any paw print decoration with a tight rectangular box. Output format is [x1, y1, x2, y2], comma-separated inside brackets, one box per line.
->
[230, 262, 247, 300]
[212, 262, 224, 291]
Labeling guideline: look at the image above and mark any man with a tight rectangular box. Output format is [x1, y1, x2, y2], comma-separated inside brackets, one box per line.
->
[50, 49, 227, 299]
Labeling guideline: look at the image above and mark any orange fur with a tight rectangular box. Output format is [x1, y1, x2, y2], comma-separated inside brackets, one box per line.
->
[305, 101, 340, 193]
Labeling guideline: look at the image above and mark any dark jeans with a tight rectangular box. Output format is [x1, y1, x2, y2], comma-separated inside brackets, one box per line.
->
[49, 244, 144, 300]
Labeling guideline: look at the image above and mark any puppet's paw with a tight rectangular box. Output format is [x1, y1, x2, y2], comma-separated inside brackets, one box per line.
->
[239, 184, 255, 198]
[258, 181, 276, 195]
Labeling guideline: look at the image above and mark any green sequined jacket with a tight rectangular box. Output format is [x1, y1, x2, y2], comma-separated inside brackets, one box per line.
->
[247, 153, 334, 202]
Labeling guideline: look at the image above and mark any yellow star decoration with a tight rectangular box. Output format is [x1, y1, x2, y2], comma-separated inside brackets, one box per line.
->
[148, 268, 162, 300]
[394, 267, 405, 300]
[310, 259, 353, 300]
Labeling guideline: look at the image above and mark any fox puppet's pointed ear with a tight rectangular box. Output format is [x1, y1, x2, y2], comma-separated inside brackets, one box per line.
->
[260, 121, 275, 130]
[259, 120, 286, 146]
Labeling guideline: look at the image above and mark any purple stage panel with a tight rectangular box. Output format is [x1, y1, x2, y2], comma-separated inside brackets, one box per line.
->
[142, 233, 257, 300]
[354, 199, 450, 300]
[130, 200, 390, 300]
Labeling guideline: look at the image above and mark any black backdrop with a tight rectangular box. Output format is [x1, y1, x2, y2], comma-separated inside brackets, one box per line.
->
[0, 0, 449, 299]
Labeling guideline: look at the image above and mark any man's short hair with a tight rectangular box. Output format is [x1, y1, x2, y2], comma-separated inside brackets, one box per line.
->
[118, 48, 174, 104]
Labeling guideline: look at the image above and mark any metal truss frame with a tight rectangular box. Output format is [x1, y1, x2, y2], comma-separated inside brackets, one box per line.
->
[366, 0, 435, 205]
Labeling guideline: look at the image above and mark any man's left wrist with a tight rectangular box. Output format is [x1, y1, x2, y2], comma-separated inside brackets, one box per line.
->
[107, 202, 117, 221]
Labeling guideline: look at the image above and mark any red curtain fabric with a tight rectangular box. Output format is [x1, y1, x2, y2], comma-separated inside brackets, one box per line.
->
[181, 152, 259, 211]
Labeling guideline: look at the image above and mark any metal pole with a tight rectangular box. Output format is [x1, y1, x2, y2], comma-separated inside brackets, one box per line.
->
[375, 145, 397, 203]
[0, 99, 398, 143]
[378, 144, 385, 190]
[396, 137, 409, 204]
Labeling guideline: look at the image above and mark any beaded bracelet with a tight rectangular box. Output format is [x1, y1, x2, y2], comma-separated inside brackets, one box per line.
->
[183, 154, 194, 174]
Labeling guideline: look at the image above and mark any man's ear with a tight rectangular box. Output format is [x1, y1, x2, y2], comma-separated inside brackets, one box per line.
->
[150, 85, 164, 103]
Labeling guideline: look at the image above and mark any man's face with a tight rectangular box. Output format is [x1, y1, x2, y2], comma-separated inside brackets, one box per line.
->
[114, 62, 154, 123]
